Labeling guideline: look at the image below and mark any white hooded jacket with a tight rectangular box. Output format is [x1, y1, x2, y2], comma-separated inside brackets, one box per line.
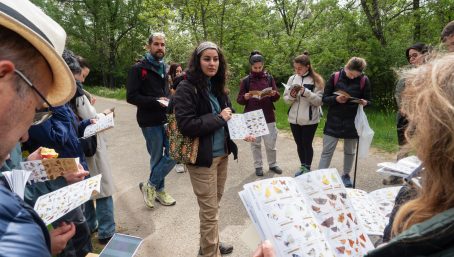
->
[284, 74, 323, 126]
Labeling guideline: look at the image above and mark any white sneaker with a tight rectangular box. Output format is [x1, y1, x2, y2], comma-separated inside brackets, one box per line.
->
[175, 164, 186, 173]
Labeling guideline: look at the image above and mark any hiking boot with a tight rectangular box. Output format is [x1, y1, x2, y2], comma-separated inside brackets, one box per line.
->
[270, 166, 283, 174]
[255, 167, 264, 176]
[219, 242, 233, 254]
[341, 174, 353, 188]
[139, 182, 156, 208]
[294, 166, 310, 177]
[155, 190, 176, 206]
[198, 242, 233, 255]
[382, 175, 404, 185]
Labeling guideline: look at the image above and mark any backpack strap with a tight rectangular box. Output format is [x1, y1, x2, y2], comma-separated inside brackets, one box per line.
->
[334, 71, 367, 92]
[141, 68, 147, 80]
[333, 71, 340, 86]
[359, 75, 367, 91]
[242, 75, 250, 92]
[266, 74, 273, 88]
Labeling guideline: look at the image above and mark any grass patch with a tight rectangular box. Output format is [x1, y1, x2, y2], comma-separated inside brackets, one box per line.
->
[86, 85, 398, 152]
[84, 85, 126, 100]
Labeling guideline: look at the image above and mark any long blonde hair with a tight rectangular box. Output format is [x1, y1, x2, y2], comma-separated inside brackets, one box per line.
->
[392, 52, 454, 235]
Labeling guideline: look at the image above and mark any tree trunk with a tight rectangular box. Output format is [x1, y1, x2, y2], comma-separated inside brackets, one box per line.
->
[413, 0, 421, 41]
[360, 0, 387, 46]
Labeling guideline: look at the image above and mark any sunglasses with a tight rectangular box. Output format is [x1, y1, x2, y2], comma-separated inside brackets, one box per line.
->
[14, 69, 54, 125]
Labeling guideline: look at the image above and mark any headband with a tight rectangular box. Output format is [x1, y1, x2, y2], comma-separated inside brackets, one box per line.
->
[196, 42, 219, 55]
[249, 54, 264, 65]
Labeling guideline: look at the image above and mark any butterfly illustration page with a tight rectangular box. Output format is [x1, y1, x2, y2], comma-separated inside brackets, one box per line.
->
[34, 174, 102, 225]
[228, 109, 269, 140]
[346, 186, 400, 235]
[294, 169, 375, 257]
[20, 158, 80, 183]
[241, 177, 335, 257]
[83, 112, 115, 138]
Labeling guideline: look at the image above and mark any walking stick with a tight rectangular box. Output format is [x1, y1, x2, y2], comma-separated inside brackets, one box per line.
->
[353, 138, 359, 188]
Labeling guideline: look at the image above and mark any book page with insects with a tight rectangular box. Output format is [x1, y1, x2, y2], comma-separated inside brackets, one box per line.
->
[34, 174, 101, 225]
[243, 109, 269, 138]
[295, 169, 375, 257]
[241, 177, 334, 257]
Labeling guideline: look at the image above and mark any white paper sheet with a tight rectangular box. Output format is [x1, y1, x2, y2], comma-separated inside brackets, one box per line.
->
[2, 169, 31, 200]
[83, 112, 114, 138]
[227, 109, 269, 140]
[34, 174, 102, 225]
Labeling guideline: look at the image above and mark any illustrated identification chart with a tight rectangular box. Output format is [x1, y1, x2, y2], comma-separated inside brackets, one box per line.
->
[227, 109, 269, 140]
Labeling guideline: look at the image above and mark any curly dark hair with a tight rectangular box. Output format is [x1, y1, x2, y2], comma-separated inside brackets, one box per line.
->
[186, 43, 227, 96]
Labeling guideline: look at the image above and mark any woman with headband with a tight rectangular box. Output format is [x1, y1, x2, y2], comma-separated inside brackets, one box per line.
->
[173, 42, 254, 257]
[237, 50, 282, 176]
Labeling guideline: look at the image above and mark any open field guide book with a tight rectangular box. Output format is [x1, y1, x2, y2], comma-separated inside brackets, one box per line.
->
[239, 169, 400, 257]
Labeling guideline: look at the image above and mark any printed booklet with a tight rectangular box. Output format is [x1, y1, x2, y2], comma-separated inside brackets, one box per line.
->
[239, 169, 400, 257]
[282, 83, 303, 97]
[376, 155, 421, 178]
[83, 112, 115, 138]
[249, 87, 273, 100]
[227, 109, 269, 140]
[34, 174, 101, 225]
[20, 158, 80, 183]
[346, 187, 401, 235]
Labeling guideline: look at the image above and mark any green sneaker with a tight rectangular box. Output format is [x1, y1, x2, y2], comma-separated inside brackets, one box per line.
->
[155, 190, 176, 206]
[139, 182, 156, 208]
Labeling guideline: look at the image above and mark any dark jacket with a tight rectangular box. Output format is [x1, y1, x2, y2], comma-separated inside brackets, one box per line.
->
[173, 79, 238, 168]
[322, 69, 372, 139]
[24, 104, 91, 170]
[366, 207, 454, 257]
[126, 59, 169, 127]
[0, 184, 51, 257]
[236, 72, 280, 123]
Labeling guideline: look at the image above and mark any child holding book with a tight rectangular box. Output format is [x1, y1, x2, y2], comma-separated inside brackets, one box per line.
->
[284, 52, 324, 176]
[237, 51, 282, 176]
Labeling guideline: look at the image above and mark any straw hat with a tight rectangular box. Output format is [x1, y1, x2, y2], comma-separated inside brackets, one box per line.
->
[0, 0, 75, 106]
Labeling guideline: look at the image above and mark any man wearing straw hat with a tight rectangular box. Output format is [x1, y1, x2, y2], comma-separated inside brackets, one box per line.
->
[0, 0, 79, 255]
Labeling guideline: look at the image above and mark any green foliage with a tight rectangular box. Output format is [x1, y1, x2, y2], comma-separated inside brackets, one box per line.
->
[33, 0, 453, 109]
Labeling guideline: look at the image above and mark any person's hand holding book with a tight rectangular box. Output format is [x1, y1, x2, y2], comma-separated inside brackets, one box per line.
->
[63, 164, 89, 184]
[252, 240, 275, 257]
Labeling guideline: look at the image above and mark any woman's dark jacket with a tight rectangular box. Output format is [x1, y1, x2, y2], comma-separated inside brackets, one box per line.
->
[173, 78, 238, 168]
[322, 69, 372, 139]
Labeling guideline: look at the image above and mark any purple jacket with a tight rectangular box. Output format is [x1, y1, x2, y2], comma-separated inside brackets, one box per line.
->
[236, 71, 280, 123]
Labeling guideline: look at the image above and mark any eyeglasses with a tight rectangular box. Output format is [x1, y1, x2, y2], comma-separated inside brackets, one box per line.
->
[408, 53, 420, 60]
[14, 69, 53, 125]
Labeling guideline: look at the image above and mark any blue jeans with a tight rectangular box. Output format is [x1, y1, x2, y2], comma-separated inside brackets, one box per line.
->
[84, 197, 115, 239]
[141, 125, 176, 191]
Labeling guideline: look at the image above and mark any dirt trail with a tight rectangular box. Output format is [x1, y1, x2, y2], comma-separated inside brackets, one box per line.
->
[95, 96, 395, 257]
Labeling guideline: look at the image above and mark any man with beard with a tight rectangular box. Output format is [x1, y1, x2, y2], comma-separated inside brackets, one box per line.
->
[126, 33, 176, 209]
